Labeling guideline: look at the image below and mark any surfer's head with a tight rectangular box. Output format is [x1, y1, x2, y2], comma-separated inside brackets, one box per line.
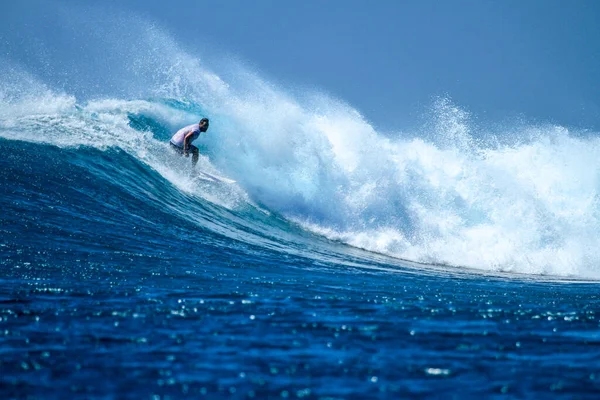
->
[199, 118, 209, 132]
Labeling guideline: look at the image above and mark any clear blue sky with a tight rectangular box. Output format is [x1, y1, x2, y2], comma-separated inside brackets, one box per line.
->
[2, 0, 600, 131]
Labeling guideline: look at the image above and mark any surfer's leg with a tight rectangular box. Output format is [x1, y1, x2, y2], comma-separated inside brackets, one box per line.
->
[191, 145, 199, 167]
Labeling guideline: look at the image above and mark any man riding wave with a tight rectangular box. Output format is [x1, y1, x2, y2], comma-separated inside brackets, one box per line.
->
[169, 118, 209, 167]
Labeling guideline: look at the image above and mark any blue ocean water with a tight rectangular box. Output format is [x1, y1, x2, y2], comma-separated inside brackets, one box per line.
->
[2, 19, 600, 399]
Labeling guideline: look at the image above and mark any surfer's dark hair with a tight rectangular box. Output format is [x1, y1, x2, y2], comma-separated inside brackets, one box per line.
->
[200, 118, 209, 125]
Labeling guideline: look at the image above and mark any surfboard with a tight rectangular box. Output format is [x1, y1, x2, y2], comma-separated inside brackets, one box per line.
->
[194, 170, 236, 184]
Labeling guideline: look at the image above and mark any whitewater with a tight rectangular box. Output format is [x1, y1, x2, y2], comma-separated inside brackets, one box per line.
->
[1, 13, 599, 399]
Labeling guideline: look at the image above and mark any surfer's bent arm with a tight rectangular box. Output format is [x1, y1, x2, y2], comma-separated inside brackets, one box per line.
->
[183, 131, 194, 156]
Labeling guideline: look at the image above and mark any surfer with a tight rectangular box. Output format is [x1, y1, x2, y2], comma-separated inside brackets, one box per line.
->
[169, 118, 210, 167]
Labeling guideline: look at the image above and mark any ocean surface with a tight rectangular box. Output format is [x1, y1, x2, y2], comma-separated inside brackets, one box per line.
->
[2, 18, 600, 399]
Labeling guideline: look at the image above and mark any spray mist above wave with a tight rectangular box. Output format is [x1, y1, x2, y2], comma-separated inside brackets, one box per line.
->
[2, 10, 600, 278]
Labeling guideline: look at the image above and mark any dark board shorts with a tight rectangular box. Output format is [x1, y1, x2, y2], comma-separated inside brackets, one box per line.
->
[169, 141, 197, 154]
